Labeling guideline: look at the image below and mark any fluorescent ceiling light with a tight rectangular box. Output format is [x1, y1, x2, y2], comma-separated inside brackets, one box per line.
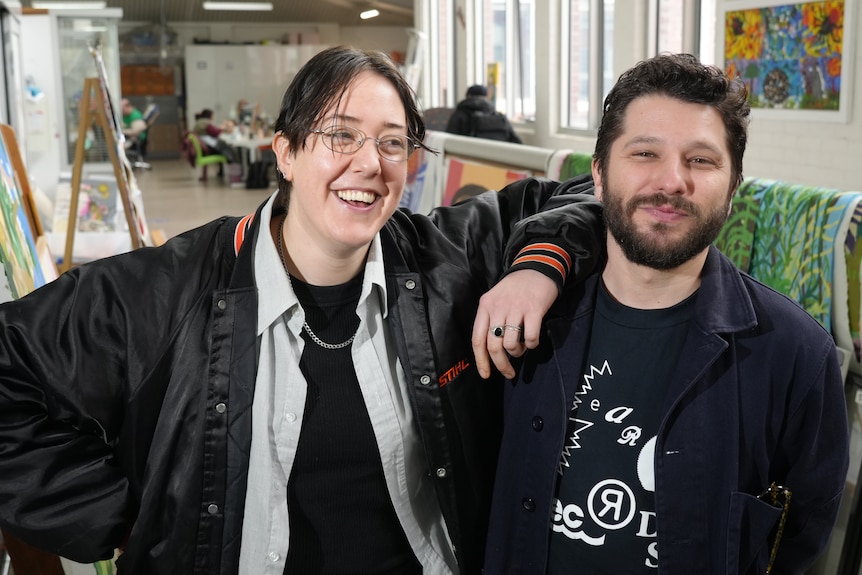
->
[202, 1, 274, 10]
[360, 8, 380, 19]
[32, 1, 107, 8]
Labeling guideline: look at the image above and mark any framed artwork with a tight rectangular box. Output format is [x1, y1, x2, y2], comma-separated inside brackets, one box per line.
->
[721, 0, 853, 122]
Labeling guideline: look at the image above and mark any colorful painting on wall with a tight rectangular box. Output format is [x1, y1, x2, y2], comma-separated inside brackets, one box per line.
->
[724, 0, 846, 116]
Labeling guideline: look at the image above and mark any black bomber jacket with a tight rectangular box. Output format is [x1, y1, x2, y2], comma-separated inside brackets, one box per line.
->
[0, 176, 601, 573]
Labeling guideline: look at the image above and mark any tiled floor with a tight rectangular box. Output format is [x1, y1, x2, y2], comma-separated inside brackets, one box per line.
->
[133, 158, 274, 241]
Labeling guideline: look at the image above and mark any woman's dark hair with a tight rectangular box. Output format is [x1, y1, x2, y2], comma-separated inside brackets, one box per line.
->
[593, 53, 751, 191]
[272, 45, 428, 203]
[198, 108, 214, 120]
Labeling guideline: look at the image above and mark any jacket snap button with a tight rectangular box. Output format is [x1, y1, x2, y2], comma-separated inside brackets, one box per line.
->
[207, 503, 219, 515]
[420, 375, 432, 385]
[405, 279, 416, 290]
[531, 416, 543, 431]
[268, 551, 280, 562]
[522, 498, 536, 512]
[217, 299, 227, 311]
[215, 402, 227, 414]
[436, 467, 447, 478]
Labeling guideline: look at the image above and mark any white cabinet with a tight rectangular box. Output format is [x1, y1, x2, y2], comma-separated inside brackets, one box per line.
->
[184, 44, 328, 130]
[21, 8, 122, 201]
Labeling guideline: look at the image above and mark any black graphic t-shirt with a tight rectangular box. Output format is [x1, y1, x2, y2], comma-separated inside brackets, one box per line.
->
[547, 281, 696, 574]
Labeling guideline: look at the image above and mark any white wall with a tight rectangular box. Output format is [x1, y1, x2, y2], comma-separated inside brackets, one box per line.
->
[19, 14, 62, 202]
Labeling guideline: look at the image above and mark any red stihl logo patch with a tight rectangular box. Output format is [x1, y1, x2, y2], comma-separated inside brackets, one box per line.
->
[439, 359, 471, 387]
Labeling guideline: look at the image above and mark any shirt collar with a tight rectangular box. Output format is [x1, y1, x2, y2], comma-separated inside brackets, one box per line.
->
[254, 192, 389, 335]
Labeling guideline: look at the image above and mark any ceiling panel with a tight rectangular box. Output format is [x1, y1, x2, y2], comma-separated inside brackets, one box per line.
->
[21, 0, 414, 27]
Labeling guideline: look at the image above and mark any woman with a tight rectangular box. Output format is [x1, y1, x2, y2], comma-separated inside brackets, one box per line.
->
[0, 46, 602, 573]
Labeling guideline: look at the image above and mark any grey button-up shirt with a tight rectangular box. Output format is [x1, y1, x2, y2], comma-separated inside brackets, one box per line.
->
[238, 193, 456, 574]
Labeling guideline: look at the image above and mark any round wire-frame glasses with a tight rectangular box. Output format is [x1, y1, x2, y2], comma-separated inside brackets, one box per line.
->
[311, 125, 418, 162]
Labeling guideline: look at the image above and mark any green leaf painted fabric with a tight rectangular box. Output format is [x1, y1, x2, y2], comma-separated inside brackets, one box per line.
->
[715, 180, 760, 272]
[741, 178, 857, 335]
[840, 200, 862, 360]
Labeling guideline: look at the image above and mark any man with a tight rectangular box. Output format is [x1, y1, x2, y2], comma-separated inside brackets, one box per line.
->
[483, 53, 849, 574]
[120, 97, 146, 150]
[445, 85, 522, 144]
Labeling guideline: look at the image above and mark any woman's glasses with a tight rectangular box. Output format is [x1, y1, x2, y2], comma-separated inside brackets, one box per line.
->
[311, 126, 418, 162]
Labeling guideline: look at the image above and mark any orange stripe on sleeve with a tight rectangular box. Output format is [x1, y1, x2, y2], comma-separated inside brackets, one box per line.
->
[520, 243, 573, 268]
[511, 254, 567, 279]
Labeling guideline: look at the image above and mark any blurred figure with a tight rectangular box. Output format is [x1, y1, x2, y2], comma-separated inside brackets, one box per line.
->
[445, 85, 522, 144]
[121, 98, 146, 151]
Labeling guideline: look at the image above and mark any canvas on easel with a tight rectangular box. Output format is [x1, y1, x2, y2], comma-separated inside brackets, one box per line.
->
[0, 123, 47, 303]
[61, 44, 151, 272]
[0, 125, 43, 239]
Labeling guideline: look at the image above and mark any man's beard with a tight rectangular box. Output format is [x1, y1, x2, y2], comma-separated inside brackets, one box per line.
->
[602, 178, 730, 270]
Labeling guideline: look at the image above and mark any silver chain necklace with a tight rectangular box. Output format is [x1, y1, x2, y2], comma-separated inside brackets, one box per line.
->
[276, 214, 357, 350]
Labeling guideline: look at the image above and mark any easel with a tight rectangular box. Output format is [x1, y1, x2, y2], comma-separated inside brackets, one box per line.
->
[62, 77, 145, 273]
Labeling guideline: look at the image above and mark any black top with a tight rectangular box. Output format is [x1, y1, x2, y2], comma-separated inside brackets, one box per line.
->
[284, 274, 421, 574]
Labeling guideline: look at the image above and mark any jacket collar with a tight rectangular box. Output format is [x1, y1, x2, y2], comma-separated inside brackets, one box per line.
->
[229, 200, 267, 291]
[561, 245, 757, 337]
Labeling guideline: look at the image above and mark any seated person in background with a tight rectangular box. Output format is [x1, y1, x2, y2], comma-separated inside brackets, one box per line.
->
[192, 108, 238, 163]
[121, 98, 146, 150]
[445, 85, 522, 144]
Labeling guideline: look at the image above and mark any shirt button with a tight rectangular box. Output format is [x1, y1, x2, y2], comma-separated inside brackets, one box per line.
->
[268, 551, 281, 562]
[420, 375, 432, 386]
[405, 279, 416, 290]
[436, 467, 447, 478]
[531, 416, 543, 431]
[217, 299, 227, 310]
[215, 402, 227, 414]
[286, 412, 297, 422]
[522, 498, 536, 512]
[207, 503, 219, 515]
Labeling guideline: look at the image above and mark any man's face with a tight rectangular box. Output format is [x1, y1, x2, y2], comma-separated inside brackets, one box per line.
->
[593, 94, 734, 270]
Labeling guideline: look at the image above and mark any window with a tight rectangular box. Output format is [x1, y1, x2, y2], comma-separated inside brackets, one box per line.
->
[475, 0, 536, 122]
[656, 0, 685, 54]
[561, 0, 615, 131]
[427, 0, 455, 106]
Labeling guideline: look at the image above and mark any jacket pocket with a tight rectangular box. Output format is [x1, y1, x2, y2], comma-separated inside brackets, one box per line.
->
[726, 491, 783, 575]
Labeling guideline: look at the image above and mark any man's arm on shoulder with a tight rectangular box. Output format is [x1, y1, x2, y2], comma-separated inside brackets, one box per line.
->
[473, 175, 604, 378]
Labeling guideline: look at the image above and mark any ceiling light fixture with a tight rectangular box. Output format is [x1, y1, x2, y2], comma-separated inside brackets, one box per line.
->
[202, 1, 274, 10]
[31, 1, 107, 8]
[360, 8, 380, 19]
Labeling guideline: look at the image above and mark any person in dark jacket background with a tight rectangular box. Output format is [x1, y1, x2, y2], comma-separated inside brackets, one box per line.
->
[0, 46, 602, 574]
[484, 53, 849, 575]
[445, 84, 523, 144]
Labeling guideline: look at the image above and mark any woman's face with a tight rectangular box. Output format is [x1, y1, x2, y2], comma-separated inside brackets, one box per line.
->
[274, 70, 408, 262]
